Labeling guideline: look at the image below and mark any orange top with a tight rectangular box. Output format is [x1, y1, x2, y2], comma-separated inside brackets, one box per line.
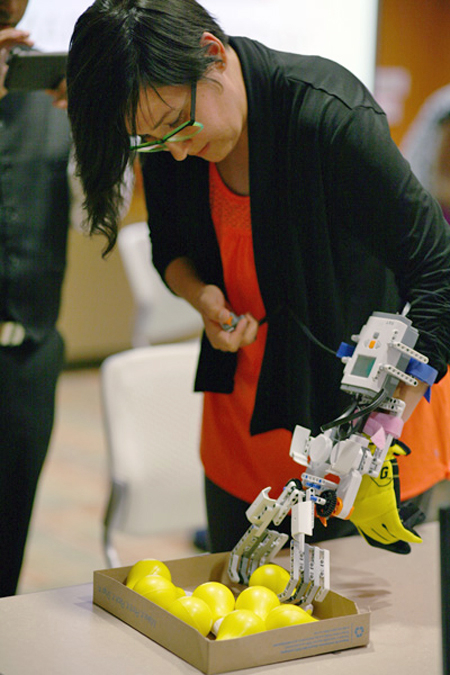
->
[201, 162, 450, 504]
[398, 368, 450, 499]
[200, 163, 293, 504]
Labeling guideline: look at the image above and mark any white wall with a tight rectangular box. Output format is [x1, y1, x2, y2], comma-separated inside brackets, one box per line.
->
[20, 0, 92, 51]
[21, 1, 379, 90]
[202, 0, 379, 91]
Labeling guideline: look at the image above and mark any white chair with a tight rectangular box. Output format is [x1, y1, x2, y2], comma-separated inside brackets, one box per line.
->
[117, 221, 203, 347]
[101, 341, 205, 567]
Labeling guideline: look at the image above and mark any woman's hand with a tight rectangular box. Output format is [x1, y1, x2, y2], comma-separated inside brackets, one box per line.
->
[45, 78, 67, 110]
[164, 257, 258, 352]
[0, 28, 33, 99]
[196, 284, 259, 352]
[46, 78, 67, 109]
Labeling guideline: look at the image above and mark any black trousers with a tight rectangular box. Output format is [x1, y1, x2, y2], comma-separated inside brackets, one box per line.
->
[0, 329, 64, 596]
[204, 475, 357, 553]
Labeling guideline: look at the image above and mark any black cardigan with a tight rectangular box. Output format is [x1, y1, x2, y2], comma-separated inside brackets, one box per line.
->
[142, 37, 450, 436]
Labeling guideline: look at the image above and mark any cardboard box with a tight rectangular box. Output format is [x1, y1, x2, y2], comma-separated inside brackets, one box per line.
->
[93, 552, 370, 674]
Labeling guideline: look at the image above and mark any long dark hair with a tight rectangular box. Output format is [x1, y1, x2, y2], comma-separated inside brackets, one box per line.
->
[67, 0, 228, 254]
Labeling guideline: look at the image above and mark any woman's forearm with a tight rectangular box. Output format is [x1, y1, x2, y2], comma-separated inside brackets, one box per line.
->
[164, 256, 207, 310]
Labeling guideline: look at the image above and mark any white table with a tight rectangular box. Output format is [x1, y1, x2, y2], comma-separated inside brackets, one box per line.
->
[0, 522, 442, 675]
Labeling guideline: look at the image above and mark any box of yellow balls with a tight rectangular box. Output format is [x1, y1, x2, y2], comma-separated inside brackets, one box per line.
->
[93, 552, 369, 674]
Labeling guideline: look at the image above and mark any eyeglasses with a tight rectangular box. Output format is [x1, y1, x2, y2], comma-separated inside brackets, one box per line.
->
[130, 82, 203, 153]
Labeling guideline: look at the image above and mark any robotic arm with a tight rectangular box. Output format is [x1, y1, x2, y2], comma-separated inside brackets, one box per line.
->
[228, 312, 437, 605]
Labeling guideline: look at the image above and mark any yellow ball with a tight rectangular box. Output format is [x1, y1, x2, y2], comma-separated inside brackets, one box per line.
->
[169, 596, 213, 636]
[193, 582, 235, 623]
[265, 604, 318, 630]
[249, 564, 290, 595]
[216, 609, 265, 640]
[126, 558, 172, 589]
[133, 574, 178, 610]
[235, 585, 280, 620]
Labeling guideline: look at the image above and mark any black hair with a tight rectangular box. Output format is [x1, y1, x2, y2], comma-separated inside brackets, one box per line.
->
[67, 0, 228, 254]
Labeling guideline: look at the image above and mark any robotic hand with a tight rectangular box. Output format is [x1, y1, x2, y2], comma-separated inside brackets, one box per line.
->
[228, 312, 437, 605]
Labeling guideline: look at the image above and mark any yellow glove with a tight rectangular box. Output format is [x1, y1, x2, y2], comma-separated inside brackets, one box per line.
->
[350, 442, 422, 554]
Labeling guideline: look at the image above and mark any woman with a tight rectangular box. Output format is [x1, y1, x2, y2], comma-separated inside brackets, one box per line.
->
[67, 0, 450, 552]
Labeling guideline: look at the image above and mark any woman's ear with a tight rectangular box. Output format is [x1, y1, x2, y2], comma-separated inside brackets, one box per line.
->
[200, 31, 227, 69]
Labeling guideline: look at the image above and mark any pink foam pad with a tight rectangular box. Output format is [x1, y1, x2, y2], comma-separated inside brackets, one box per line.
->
[363, 412, 404, 447]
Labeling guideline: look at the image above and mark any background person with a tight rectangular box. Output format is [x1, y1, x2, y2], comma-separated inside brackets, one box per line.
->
[66, 0, 450, 553]
[0, 0, 71, 597]
[0, 0, 134, 597]
[401, 84, 450, 223]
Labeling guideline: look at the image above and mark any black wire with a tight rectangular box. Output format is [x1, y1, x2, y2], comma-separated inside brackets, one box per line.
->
[260, 305, 394, 437]
[279, 308, 391, 434]
[320, 388, 389, 433]
[286, 307, 337, 356]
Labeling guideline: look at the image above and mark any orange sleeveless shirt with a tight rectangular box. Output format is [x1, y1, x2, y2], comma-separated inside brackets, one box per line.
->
[201, 162, 450, 503]
[200, 163, 293, 504]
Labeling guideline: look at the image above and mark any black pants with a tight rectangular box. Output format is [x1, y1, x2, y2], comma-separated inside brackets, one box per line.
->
[0, 330, 64, 596]
[204, 475, 357, 553]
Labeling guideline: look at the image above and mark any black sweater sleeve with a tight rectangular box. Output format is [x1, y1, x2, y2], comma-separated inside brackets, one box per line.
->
[327, 105, 450, 377]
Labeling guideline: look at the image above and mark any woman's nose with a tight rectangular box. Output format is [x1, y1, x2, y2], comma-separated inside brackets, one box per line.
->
[166, 141, 189, 161]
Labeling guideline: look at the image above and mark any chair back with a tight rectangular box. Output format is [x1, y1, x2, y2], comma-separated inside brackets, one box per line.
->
[117, 222, 203, 347]
[101, 341, 205, 565]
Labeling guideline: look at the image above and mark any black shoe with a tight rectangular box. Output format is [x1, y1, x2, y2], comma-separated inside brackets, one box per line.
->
[193, 528, 210, 551]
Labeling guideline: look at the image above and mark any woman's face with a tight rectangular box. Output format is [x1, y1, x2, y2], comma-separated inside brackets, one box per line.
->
[133, 76, 245, 163]
[0, 0, 29, 29]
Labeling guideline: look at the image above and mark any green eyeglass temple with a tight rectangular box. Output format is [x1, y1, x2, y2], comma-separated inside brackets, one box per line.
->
[130, 82, 203, 153]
